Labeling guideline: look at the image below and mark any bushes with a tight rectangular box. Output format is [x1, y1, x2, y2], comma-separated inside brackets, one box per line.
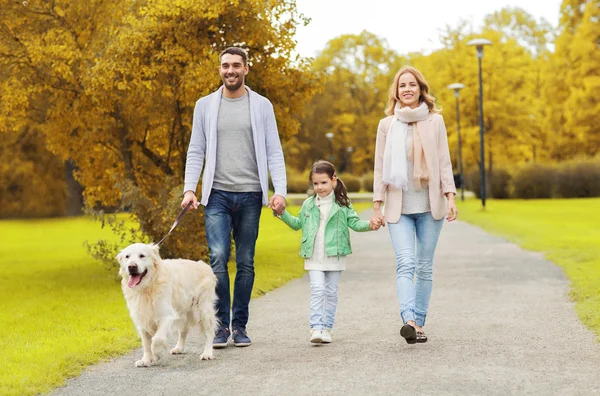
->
[287, 172, 310, 194]
[512, 164, 556, 199]
[361, 173, 374, 192]
[555, 159, 600, 198]
[465, 167, 511, 199]
[489, 168, 512, 199]
[465, 159, 600, 200]
[338, 173, 361, 192]
[512, 160, 600, 199]
[284, 158, 600, 198]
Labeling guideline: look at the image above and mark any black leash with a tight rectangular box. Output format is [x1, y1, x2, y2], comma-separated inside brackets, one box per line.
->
[157, 201, 193, 245]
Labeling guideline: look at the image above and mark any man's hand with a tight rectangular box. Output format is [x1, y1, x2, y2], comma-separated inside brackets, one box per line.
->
[268, 194, 286, 215]
[181, 191, 199, 211]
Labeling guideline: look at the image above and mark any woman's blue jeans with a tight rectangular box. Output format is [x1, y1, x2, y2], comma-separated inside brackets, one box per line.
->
[388, 212, 443, 327]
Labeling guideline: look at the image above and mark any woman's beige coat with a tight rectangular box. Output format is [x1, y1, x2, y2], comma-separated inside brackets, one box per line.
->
[373, 112, 457, 222]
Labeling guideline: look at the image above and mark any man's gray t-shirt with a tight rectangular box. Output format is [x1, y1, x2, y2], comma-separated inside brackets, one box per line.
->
[212, 93, 262, 192]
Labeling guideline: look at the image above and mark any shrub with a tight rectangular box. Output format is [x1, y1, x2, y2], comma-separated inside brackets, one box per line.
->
[555, 159, 600, 198]
[464, 167, 511, 199]
[512, 163, 556, 199]
[287, 172, 311, 194]
[489, 168, 512, 199]
[362, 173, 374, 192]
[338, 173, 361, 192]
[464, 168, 482, 198]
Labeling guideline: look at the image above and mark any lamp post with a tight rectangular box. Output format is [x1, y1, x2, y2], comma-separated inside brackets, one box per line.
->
[325, 132, 334, 162]
[467, 38, 492, 208]
[346, 146, 353, 173]
[447, 83, 465, 201]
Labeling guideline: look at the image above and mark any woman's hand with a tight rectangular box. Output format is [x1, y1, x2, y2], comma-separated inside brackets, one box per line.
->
[369, 217, 381, 230]
[446, 195, 458, 222]
[371, 205, 385, 228]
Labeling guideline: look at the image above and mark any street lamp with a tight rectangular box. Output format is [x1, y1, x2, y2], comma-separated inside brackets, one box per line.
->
[467, 38, 492, 208]
[447, 82, 465, 202]
[325, 132, 334, 162]
[346, 146, 354, 173]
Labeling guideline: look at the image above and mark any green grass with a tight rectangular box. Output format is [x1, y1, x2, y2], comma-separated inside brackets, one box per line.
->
[0, 217, 140, 396]
[458, 197, 600, 339]
[0, 202, 371, 395]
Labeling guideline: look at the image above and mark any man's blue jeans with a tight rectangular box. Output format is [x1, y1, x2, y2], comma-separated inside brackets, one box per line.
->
[388, 212, 443, 327]
[204, 189, 262, 331]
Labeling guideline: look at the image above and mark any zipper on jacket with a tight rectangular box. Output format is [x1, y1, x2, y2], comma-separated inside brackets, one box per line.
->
[337, 211, 341, 258]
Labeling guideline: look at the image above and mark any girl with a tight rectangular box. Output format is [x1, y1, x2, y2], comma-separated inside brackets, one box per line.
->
[371, 66, 458, 344]
[278, 160, 379, 344]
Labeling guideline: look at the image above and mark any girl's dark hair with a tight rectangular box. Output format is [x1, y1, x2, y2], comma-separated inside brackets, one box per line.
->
[309, 160, 350, 208]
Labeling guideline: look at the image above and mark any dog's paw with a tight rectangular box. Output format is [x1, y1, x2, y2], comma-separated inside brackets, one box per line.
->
[200, 352, 214, 360]
[151, 337, 168, 360]
[135, 358, 154, 367]
[170, 347, 185, 355]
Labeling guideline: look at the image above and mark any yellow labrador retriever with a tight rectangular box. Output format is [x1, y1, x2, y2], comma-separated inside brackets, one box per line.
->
[117, 243, 217, 367]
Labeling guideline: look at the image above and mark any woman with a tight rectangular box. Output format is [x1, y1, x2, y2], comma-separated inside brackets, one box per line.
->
[371, 66, 458, 344]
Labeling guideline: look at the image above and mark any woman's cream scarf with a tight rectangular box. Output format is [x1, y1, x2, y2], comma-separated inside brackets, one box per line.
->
[382, 102, 430, 190]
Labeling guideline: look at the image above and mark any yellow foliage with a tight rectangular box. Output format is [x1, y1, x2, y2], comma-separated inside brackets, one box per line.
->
[297, 4, 599, 180]
[0, 0, 322, 256]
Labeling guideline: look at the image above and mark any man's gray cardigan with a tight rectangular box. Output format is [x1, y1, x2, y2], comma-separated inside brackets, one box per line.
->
[184, 85, 287, 206]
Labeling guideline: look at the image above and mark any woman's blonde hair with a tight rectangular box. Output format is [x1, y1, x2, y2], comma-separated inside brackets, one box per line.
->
[385, 66, 440, 115]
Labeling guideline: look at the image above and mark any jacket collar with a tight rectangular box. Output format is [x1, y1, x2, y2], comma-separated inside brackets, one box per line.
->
[306, 194, 341, 223]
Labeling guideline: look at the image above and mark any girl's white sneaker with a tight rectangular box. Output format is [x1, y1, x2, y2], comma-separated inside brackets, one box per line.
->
[310, 329, 323, 343]
[321, 329, 332, 343]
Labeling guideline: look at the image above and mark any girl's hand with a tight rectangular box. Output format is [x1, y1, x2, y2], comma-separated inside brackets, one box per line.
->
[446, 196, 458, 222]
[371, 208, 385, 228]
[369, 217, 381, 230]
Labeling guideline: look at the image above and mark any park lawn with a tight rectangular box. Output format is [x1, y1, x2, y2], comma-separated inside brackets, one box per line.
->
[0, 201, 372, 396]
[458, 197, 600, 339]
[0, 216, 140, 396]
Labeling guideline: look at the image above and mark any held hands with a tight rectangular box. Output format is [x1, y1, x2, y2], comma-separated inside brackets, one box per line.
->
[268, 194, 286, 215]
[181, 191, 199, 211]
[369, 208, 385, 231]
[446, 195, 458, 222]
[369, 217, 382, 230]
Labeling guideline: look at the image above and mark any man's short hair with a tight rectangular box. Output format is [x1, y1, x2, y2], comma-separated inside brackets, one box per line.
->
[219, 47, 248, 65]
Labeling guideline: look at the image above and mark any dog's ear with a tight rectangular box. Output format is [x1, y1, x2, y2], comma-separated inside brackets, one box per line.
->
[116, 249, 125, 264]
[149, 243, 161, 265]
[116, 249, 126, 277]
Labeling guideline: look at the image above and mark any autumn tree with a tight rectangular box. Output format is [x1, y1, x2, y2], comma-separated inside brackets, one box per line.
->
[294, 30, 404, 175]
[0, 0, 321, 259]
[0, 127, 67, 218]
[411, 7, 556, 183]
[563, 0, 600, 156]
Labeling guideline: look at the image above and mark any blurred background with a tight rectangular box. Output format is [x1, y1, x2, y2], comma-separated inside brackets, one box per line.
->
[1, 0, 598, 251]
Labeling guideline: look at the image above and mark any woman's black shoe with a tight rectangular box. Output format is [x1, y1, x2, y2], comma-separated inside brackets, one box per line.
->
[416, 331, 428, 343]
[400, 324, 417, 344]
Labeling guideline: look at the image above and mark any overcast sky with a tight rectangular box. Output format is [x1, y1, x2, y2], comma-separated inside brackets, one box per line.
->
[294, 0, 562, 57]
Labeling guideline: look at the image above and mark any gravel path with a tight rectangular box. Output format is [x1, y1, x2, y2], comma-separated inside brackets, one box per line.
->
[52, 214, 600, 396]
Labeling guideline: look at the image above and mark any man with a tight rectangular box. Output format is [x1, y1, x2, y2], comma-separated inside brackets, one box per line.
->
[181, 47, 287, 348]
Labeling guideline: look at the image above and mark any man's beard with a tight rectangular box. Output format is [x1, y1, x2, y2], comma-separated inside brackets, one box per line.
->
[222, 74, 244, 91]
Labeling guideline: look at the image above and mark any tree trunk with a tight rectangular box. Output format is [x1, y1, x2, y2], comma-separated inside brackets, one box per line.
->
[64, 159, 84, 216]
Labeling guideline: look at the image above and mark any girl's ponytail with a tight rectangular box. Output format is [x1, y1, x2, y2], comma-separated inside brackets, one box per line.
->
[333, 177, 350, 208]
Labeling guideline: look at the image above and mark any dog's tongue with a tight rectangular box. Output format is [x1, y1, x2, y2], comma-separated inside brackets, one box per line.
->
[128, 274, 143, 288]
